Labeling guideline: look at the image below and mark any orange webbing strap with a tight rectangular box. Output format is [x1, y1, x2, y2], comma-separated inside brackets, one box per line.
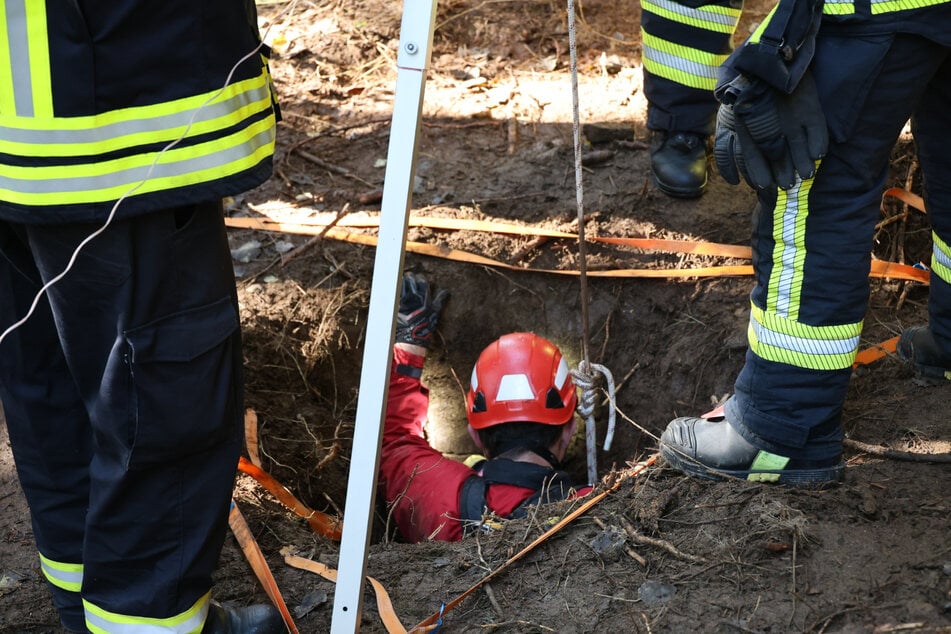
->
[869, 259, 930, 284]
[236, 213, 754, 258]
[283, 556, 438, 634]
[237, 456, 343, 541]
[853, 335, 900, 368]
[883, 187, 926, 214]
[594, 236, 752, 258]
[226, 215, 751, 260]
[229, 501, 300, 634]
[226, 217, 754, 279]
[244, 408, 263, 467]
[224, 216, 929, 283]
[411, 454, 658, 631]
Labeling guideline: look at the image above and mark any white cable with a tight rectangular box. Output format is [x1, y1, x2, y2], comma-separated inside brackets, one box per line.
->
[0, 2, 298, 350]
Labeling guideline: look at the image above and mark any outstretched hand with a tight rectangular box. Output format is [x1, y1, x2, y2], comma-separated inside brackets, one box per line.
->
[396, 272, 449, 349]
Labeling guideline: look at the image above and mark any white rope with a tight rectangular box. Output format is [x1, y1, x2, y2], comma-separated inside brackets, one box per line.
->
[572, 363, 617, 486]
[566, 0, 618, 486]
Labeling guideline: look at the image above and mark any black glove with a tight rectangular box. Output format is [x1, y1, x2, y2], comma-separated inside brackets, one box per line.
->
[714, 71, 828, 190]
[396, 273, 449, 349]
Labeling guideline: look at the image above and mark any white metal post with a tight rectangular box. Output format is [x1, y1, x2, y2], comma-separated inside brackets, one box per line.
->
[330, 0, 437, 631]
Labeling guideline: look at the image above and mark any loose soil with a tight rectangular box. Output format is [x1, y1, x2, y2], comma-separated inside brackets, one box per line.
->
[1, 0, 949, 632]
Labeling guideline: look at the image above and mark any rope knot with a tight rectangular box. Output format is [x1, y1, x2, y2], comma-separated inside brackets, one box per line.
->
[571, 361, 617, 487]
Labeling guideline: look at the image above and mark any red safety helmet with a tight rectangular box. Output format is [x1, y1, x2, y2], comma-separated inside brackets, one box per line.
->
[466, 333, 577, 430]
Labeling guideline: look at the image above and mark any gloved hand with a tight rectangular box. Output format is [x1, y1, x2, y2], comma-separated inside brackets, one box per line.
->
[396, 272, 449, 349]
[714, 71, 828, 190]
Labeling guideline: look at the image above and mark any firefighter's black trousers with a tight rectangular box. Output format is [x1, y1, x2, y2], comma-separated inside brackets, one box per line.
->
[726, 32, 951, 461]
[0, 201, 242, 630]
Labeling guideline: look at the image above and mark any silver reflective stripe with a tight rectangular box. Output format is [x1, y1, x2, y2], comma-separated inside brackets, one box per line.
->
[774, 180, 805, 317]
[83, 593, 210, 634]
[641, 42, 719, 81]
[934, 237, 951, 270]
[751, 317, 860, 357]
[0, 81, 273, 148]
[642, 0, 739, 28]
[39, 554, 82, 591]
[0, 122, 275, 195]
[5, 0, 32, 117]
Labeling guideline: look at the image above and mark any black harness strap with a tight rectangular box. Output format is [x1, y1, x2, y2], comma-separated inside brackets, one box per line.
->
[459, 458, 576, 536]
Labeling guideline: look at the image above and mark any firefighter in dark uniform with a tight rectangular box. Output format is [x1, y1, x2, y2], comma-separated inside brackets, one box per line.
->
[640, 0, 744, 197]
[659, 0, 951, 483]
[0, 2, 284, 632]
[379, 274, 591, 542]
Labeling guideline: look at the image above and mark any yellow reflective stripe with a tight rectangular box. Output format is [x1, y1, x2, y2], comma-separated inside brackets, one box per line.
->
[766, 174, 816, 320]
[872, 0, 949, 13]
[747, 451, 789, 481]
[0, 114, 275, 205]
[84, 591, 211, 634]
[641, 31, 727, 91]
[932, 231, 951, 284]
[823, 0, 856, 14]
[747, 4, 777, 44]
[0, 2, 14, 114]
[749, 302, 862, 370]
[641, 0, 741, 34]
[749, 451, 790, 471]
[819, 0, 951, 16]
[24, 0, 51, 118]
[0, 74, 273, 157]
[38, 553, 83, 592]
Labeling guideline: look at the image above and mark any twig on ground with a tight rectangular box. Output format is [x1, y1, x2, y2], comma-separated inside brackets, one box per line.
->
[844, 438, 951, 463]
[619, 516, 706, 563]
[293, 149, 375, 187]
[280, 203, 351, 267]
[483, 583, 505, 619]
[624, 545, 648, 568]
[809, 602, 905, 633]
[478, 621, 555, 631]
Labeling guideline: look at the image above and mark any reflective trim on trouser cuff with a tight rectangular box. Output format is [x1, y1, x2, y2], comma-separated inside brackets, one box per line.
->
[641, 31, 726, 91]
[38, 553, 83, 592]
[749, 302, 862, 370]
[932, 231, 951, 285]
[84, 591, 211, 634]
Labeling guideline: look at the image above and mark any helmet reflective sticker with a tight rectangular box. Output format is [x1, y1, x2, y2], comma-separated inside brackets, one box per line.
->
[554, 357, 569, 389]
[495, 373, 535, 402]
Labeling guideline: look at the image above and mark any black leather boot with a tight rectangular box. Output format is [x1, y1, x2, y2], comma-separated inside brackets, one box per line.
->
[660, 412, 843, 487]
[649, 131, 709, 198]
[202, 602, 286, 634]
[898, 325, 951, 384]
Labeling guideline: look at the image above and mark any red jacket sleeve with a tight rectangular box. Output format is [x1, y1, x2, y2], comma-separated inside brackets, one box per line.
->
[379, 346, 474, 542]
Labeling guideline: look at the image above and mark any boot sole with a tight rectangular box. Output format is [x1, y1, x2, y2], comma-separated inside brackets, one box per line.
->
[652, 175, 706, 199]
[896, 330, 951, 384]
[661, 446, 843, 488]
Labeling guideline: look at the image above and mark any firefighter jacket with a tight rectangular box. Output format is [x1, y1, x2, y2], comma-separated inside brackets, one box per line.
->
[728, 0, 951, 94]
[0, 0, 278, 223]
[379, 347, 590, 543]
